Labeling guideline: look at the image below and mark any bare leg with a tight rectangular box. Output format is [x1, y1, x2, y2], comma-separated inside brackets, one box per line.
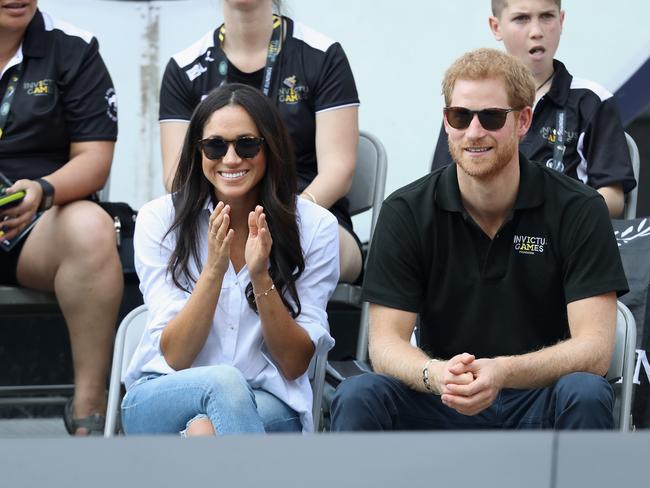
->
[185, 417, 216, 437]
[338, 225, 362, 283]
[17, 201, 123, 435]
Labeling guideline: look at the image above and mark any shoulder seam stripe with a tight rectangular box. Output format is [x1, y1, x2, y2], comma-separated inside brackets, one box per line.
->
[570, 77, 613, 101]
[41, 11, 94, 44]
[292, 21, 335, 53]
[172, 31, 216, 68]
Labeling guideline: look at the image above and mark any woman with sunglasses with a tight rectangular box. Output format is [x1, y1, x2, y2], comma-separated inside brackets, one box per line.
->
[159, 0, 362, 283]
[121, 83, 338, 435]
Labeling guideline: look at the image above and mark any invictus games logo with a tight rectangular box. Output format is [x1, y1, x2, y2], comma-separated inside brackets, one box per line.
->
[105, 88, 117, 122]
[513, 234, 547, 255]
[539, 126, 578, 146]
[278, 75, 308, 104]
[23, 79, 54, 96]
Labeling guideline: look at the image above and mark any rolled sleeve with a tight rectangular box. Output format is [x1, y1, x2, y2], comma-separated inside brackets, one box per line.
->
[293, 201, 339, 356]
[133, 197, 190, 360]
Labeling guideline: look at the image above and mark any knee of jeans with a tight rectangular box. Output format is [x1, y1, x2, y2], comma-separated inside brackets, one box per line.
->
[332, 373, 385, 412]
[201, 365, 254, 401]
[556, 372, 613, 408]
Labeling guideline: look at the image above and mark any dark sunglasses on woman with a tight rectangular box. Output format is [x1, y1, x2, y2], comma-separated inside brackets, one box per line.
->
[199, 136, 265, 160]
[444, 107, 519, 131]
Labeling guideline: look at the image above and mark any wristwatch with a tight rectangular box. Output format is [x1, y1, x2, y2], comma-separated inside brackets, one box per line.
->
[35, 178, 55, 212]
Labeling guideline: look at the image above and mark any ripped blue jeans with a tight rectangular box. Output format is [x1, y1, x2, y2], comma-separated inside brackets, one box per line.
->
[121, 364, 302, 435]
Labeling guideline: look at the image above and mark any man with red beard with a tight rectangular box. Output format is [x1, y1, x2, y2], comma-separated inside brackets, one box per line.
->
[330, 48, 628, 431]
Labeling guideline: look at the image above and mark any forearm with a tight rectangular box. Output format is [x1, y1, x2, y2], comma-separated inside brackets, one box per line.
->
[252, 272, 314, 380]
[498, 335, 613, 390]
[160, 269, 224, 370]
[369, 333, 440, 394]
[46, 141, 114, 204]
[302, 165, 354, 209]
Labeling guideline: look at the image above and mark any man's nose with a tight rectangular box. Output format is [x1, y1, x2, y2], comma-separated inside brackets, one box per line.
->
[465, 113, 488, 137]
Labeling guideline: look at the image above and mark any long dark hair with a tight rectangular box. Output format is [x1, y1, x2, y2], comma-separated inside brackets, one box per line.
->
[166, 83, 304, 317]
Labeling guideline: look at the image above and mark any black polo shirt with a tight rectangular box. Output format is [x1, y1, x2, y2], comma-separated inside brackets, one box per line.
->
[362, 156, 628, 360]
[432, 60, 636, 194]
[0, 9, 117, 183]
[159, 16, 359, 220]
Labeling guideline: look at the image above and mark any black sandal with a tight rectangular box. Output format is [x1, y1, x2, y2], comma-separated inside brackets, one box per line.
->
[63, 398, 105, 436]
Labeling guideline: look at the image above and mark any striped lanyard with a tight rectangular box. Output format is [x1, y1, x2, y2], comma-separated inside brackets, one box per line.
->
[548, 110, 566, 173]
[217, 15, 282, 96]
[0, 63, 23, 140]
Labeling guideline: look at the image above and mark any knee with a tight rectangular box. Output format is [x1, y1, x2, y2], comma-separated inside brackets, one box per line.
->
[201, 365, 253, 402]
[57, 202, 119, 265]
[185, 416, 215, 437]
[555, 372, 613, 410]
[331, 373, 389, 426]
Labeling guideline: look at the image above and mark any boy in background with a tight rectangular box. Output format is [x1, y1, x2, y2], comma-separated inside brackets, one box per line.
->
[431, 0, 635, 217]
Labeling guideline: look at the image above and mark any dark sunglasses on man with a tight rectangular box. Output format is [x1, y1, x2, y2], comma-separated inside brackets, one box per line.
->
[199, 136, 265, 160]
[444, 107, 520, 131]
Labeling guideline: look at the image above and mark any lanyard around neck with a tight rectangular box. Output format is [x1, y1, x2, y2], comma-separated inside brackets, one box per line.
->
[0, 63, 23, 140]
[546, 110, 566, 173]
[218, 15, 282, 97]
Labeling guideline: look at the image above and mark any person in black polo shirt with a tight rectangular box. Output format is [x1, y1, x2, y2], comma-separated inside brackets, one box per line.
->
[331, 48, 628, 431]
[0, 2, 122, 435]
[158, 0, 362, 283]
[431, 0, 635, 218]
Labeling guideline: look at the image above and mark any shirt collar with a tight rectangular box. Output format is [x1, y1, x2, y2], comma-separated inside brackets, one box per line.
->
[434, 154, 545, 213]
[22, 9, 47, 59]
[0, 45, 22, 80]
[201, 195, 215, 213]
[544, 59, 572, 107]
[434, 163, 464, 213]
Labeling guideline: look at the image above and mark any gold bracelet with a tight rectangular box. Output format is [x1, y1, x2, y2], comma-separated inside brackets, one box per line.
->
[422, 358, 436, 393]
[254, 283, 275, 300]
[301, 191, 318, 206]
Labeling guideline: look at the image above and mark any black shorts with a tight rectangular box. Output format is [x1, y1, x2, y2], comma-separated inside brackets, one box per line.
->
[328, 200, 363, 254]
[0, 231, 29, 286]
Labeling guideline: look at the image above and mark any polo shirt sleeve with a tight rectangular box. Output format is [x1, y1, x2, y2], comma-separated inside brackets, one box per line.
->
[313, 42, 359, 113]
[562, 194, 629, 303]
[159, 58, 196, 122]
[361, 199, 425, 312]
[580, 97, 636, 194]
[61, 37, 117, 142]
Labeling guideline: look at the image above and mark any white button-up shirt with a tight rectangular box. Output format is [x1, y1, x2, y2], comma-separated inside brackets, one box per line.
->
[123, 195, 338, 432]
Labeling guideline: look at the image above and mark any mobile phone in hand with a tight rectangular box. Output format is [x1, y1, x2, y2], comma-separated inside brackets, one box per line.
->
[0, 171, 25, 209]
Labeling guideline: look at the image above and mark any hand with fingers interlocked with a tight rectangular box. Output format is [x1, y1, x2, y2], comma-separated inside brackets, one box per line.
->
[245, 205, 273, 279]
[441, 354, 504, 416]
[206, 201, 234, 277]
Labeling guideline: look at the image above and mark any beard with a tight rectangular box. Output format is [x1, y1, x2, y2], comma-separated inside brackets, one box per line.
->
[448, 132, 517, 180]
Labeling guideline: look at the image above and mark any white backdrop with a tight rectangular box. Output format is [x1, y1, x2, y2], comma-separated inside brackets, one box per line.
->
[38, 0, 650, 241]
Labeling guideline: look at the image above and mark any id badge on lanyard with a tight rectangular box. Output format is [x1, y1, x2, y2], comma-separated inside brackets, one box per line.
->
[0, 64, 23, 140]
[217, 15, 282, 97]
